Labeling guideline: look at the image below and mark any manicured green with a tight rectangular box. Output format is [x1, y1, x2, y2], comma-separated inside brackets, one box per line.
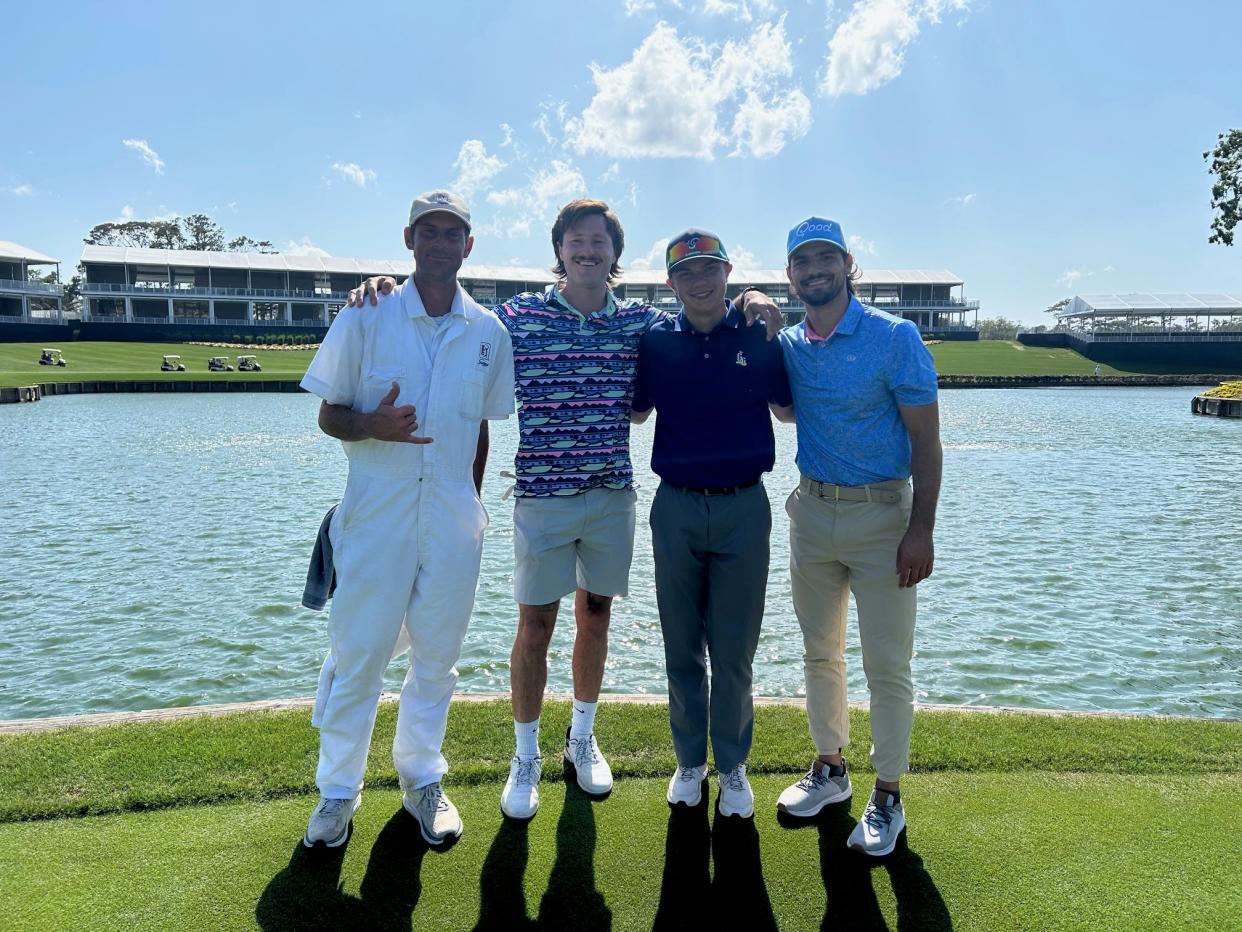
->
[2, 339, 1235, 389]
[0, 341, 315, 388]
[1, 701, 1238, 931]
[2, 701, 1238, 822]
[927, 340, 1234, 376]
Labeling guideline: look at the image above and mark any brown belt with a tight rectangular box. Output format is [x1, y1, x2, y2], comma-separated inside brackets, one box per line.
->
[799, 476, 903, 504]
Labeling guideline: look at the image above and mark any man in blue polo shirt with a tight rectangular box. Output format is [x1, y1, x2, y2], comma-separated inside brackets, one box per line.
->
[773, 218, 942, 858]
[632, 229, 794, 819]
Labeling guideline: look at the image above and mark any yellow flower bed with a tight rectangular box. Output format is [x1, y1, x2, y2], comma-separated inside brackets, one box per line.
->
[1202, 381, 1242, 399]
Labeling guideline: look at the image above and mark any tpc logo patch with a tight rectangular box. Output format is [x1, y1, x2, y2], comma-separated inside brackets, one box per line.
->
[478, 342, 492, 368]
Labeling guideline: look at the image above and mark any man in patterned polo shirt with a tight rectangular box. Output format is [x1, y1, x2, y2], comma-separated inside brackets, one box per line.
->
[349, 200, 782, 822]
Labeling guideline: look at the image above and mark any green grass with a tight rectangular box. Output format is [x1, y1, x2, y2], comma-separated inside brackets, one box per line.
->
[927, 340, 1231, 376]
[1, 700, 1239, 930]
[0, 341, 316, 388]
[2, 339, 1233, 389]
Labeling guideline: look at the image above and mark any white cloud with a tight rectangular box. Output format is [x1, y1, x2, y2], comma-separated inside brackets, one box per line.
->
[534, 100, 569, 145]
[5, 184, 33, 196]
[730, 88, 812, 158]
[566, 19, 810, 159]
[499, 123, 515, 147]
[451, 140, 506, 197]
[729, 243, 760, 267]
[944, 192, 976, 206]
[703, 0, 777, 22]
[484, 160, 587, 238]
[601, 162, 622, 182]
[624, 0, 657, 13]
[122, 138, 165, 174]
[848, 233, 878, 256]
[630, 237, 671, 269]
[285, 237, 331, 257]
[822, 0, 972, 98]
[331, 162, 377, 187]
[118, 205, 135, 222]
[1056, 268, 1085, 289]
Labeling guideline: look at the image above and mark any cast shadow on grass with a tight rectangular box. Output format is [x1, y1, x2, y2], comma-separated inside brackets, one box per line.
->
[256, 808, 430, 932]
[777, 803, 953, 931]
[475, 773, 613, 931]
[652, 781, 778, 932]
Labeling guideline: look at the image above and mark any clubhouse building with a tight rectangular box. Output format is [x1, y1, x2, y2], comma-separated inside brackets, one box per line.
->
[75, 246, 979, 338]
[0, 241, 64, 324]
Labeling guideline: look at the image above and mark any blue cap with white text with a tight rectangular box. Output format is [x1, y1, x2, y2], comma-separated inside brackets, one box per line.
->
[786, 217, 847, 260]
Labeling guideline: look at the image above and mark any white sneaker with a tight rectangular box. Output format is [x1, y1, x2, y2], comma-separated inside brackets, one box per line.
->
[847, 789, 906, 857]
[303, 794, 360, 848]
[776, 760, 853, 818]
[564, 727, 613, 796]
[666, 763, 708, 807]
[501, 753, 543, 820]
[402, 782, 463, 847]
[717, 763, 754, 819]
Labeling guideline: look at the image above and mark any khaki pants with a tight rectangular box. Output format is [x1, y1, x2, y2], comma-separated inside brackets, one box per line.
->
[786, 478, 916, 782]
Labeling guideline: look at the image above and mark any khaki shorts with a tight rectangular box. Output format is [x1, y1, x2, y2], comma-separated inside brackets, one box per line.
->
[513, 487, 637, 605]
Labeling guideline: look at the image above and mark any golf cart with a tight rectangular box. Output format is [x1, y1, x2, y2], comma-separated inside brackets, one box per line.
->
[160, 354, 186, 372]
[38, 348, 67, 367]
[208, 356, 234, 372]
[237, 355, 262, 372]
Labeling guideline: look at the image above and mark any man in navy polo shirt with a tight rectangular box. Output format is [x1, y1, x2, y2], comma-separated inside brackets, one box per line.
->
[632, 229, 794, 819]
[773, 217, 942, 857]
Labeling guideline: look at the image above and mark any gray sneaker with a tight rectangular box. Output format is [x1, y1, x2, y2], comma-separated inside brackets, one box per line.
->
[776, 760, 852, 817]
[667, 763, 708, 807]
[847, 789, 906, 856]
[403, 782, 463, 847]
[303, 795, 360, 848]
[717, 763, 754, 819]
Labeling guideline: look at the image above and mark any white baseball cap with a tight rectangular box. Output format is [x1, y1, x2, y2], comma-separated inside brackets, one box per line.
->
[408, 189, 471, 230]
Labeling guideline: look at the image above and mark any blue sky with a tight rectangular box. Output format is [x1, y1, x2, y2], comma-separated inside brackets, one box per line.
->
[2, 0, 1239, 324]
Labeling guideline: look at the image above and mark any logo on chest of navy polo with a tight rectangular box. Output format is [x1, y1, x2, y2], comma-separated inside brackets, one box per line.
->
[735, 351, 748, 367]
[478, 342, 492, 368]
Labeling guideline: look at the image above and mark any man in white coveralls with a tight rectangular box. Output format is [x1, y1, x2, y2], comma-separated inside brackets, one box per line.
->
[299, 190, 515, 849]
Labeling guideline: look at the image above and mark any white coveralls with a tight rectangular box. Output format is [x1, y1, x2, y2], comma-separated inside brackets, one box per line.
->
[300, 278, 514, 799]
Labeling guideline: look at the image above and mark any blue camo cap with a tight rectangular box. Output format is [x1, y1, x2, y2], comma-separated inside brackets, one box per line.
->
[786, 217, 847, 261]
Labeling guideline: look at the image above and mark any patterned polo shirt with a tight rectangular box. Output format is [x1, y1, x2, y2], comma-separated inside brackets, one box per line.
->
[495, 285, 660, 497]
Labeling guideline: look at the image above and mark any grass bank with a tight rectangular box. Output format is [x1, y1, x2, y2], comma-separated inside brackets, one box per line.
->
[0, 341, 315, 388]
[2, 339, 1235, 389]
[1, 700, 1238, 930]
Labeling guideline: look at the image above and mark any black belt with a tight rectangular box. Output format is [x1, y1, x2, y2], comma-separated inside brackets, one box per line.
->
[671, 478, 761, 496]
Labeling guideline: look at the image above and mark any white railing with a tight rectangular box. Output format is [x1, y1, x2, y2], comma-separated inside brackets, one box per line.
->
[0, 278, 63, 295]
[82, 282, 346, 301]
[0, 314, 63, 324]
[1072, 331, 1242, 343]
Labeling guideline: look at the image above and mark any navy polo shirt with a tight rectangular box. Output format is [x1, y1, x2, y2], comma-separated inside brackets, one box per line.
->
[632, 306, 793, 488]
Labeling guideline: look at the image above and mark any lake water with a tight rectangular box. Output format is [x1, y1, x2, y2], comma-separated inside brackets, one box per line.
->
[2, 387, 1239, 721]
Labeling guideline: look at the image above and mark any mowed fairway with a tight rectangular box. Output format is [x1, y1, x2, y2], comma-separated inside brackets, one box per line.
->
[0, 341, 316, 388]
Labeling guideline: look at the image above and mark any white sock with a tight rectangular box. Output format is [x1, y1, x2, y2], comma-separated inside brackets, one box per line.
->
[570, 699, 597, 740]
[515, 718, 540, 758]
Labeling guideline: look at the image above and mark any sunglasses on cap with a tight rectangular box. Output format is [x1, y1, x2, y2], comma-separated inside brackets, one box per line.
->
[666, 235, 727, 268]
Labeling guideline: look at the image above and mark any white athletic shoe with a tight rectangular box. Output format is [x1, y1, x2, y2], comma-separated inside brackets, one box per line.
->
[303, 795, 360, 848]
[717, 763, 754, 819]
[402, 782, 463, 847]
[501, 753, 543, 820]
[776, 760, 853, 818]
[847, 789, 906, 857]
[666, 764, 708, 807]
[564, 727, 614, 796]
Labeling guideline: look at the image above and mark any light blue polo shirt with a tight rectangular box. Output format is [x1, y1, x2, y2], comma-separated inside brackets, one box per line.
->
[778, 296, 938, 486]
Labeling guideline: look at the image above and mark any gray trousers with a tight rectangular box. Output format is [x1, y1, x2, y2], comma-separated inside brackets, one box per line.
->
[650, 481, 771, 773]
